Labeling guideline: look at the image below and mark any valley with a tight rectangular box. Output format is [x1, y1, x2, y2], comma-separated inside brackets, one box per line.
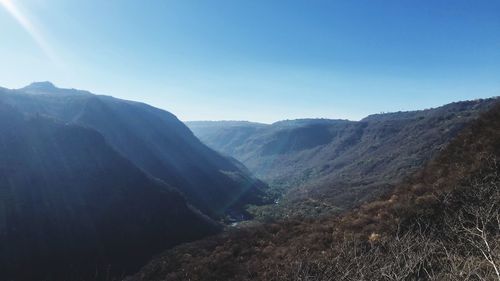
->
[0, 83, 266, 280]
[130, 98, 500, 281]
[188, 99, 498, 219]
[0, 83, 498, 281]
[2, 2, 498, 280]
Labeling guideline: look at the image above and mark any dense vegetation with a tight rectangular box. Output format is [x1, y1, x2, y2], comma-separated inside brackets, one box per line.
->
[130, 102, 500, 281]
[187, 99, 499, 218]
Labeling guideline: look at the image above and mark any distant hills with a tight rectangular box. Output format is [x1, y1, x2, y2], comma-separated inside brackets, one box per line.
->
[132, 100, 500, 281]
[187, 99, 499, 216]
[0, 83, 267, 280]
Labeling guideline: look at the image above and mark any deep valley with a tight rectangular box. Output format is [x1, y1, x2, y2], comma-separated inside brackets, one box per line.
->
[0, 82, 498, 281]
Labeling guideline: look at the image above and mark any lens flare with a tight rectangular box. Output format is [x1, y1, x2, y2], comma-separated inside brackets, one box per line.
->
[0, 0, 59, 63]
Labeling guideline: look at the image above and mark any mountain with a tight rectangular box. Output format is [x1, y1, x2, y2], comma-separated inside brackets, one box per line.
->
[0, 102, 219, 281]
[187, 99, 499, 216]
[0, 82, 267, 218]
[186, 121, 268, 159]
[129, 101, 500, 281]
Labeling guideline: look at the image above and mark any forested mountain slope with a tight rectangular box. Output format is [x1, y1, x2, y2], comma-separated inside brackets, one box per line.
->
[130, 99, 500, 281]
[0, 102, 219, 281]
[188, 99, 499, 215]
[0, 82, 267, 217]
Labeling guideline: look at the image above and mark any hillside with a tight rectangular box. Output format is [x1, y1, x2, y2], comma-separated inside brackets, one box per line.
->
[187, 99, 499, 217]
[0, 102, 219, 281]
[186, 121, 268, 157]
[0, 82, 268, 218]
[129, 99, 500, 281]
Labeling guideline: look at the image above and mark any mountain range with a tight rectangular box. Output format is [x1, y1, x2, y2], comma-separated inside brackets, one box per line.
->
[2, 82, 268, 218]
[1, 82, 498, 280]
[0, 82, 267, 280]
[187, 99, 498, 217]
[131, 98, 500, 281]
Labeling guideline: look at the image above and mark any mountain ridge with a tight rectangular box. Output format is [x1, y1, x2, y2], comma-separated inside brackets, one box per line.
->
[187, 98, 499, 218]
[129, 98, 500, 281]
[0, 82, 268, 218]
[0, 101, 220, 280]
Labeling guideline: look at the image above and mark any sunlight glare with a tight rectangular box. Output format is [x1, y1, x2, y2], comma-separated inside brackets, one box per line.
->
[0, 0, 60, 64]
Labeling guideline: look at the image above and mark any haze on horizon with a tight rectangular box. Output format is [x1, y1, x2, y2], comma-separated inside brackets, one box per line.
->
[1, 0, 499, 123]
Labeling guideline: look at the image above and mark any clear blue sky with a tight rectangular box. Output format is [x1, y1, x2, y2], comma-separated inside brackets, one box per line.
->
[1, 0, 499, 123]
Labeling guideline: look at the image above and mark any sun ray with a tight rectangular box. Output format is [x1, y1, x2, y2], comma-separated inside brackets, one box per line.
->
[0, 0, 59, 64]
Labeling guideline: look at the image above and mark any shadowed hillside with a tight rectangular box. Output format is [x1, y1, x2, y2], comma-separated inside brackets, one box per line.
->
[0, 83, 268, 218]
[0, 102, 219, 281]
